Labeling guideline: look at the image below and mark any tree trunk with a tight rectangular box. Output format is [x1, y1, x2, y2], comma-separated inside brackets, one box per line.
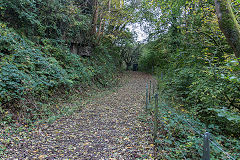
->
[215, 0, 240, 59]
[97, 14, 103, 38]
[92, 0, 99, 35]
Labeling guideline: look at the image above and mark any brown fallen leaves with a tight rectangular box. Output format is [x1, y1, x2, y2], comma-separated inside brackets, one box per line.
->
[4, 71, 156, 159]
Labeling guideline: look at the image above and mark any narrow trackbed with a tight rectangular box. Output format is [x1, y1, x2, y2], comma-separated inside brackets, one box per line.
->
[8, 72, 155, 159]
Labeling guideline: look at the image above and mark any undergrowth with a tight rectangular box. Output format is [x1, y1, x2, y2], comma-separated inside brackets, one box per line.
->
[0, 21, 122, 156]
[154, 101, 240, 159]
[145, 91, 240, 159]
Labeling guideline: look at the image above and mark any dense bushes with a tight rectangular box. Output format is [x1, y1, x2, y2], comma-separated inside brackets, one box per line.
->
[139, 39, 240, 136]
[0, 22, 118, 106]
[138, 40, 168, 73]
[0, 0, 124, 127]
[149, 101, 240, 159]
[163, 64, 240, 136]
[0, 0, 91, 41]
[138, 0, 240, 138]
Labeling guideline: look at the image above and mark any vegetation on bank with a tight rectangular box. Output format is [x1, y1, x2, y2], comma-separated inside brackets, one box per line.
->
[0, 0, 240, 158]
[0, 0, 132, 155]
[137, 0, 240, 158]
[0, 0, 140, 129]
[138, 0, 240, 137]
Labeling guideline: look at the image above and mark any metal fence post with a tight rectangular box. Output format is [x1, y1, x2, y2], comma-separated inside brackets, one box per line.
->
[149, 81, 151, 102]
[153, 94, 159, 143]
[153, 93, 159, 160]
[146, 83, 148, 111]
[203, 132, 210, 160]
[153, 83, 155, 97]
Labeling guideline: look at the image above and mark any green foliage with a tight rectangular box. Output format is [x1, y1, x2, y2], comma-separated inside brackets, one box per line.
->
[137, 2, 240, 159]
[149, 102, 240, 159]
[0, 0, 40, 35]
[159, 57, 240, 136]
[0, 0, 91, 41]
[0, 22, 119, 124]
[138, 0, 240, 138]
[139, 39, 169, 73]
[0, 23, 71, 102]
[0, 2, 129, 158]
[112, 30, 140, 70]
[0, 0, 125, 129]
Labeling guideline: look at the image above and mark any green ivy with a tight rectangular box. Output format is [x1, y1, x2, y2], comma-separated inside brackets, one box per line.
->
[0, 22, 118, 106]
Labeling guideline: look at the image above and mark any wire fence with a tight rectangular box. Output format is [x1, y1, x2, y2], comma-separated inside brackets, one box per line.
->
[145, 81, 239, 160]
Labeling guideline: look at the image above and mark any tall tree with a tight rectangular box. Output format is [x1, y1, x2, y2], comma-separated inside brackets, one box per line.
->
[215, 0, 240, 60]
[92, 0, 99, 35]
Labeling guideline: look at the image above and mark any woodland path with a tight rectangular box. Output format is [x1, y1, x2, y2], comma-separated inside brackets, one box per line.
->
[7, 72, 156, 159]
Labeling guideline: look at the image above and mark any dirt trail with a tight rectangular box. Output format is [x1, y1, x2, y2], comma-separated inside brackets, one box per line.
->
[7, 72, 156, 159]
